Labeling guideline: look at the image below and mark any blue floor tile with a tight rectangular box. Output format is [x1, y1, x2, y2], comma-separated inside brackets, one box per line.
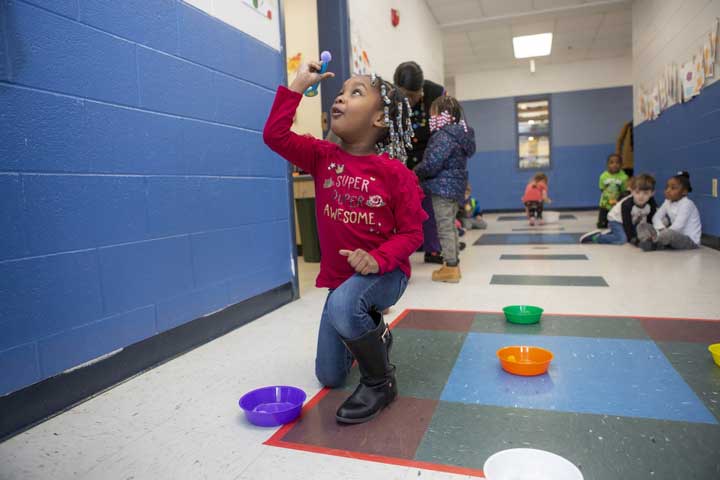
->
[441, 332, 716, 424]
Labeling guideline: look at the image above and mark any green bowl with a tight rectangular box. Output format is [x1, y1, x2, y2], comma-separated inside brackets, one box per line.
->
[503, 305, 544, 325]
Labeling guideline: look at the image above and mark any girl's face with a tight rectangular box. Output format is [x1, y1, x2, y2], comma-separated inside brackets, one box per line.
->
[608, 156, 622, 173]
[664, 178, 687, 201]
[330, 76, 384, 144]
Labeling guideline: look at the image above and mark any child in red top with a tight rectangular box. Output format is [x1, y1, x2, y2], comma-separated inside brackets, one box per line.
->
[263, 60, 426, 424]
[522, 173, 551, 225]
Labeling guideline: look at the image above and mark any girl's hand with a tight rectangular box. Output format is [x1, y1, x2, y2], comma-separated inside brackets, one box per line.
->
[339, 249, 379, 275]
[289, 61, 334, 94]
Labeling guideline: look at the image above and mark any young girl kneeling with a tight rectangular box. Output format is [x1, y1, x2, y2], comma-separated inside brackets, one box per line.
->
[264, 62, 426, 424]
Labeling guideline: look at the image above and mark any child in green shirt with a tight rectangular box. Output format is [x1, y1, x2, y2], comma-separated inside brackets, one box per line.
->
[597, 153, 629, 228]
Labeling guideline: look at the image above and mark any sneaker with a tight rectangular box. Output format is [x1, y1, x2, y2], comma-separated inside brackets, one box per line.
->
[424, 252, 444, 264]
[580, 230, 601, 244]
[431, 265, 461, 283]
[529, 217, 536, 226]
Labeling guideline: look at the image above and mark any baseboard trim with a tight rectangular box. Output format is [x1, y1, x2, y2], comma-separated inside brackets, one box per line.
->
[701, 233, 720, 251]
[0, 282, 295, 442]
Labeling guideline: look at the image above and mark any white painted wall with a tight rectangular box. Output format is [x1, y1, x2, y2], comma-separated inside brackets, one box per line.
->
[284, 0, 322, 137]
[182, 0, 281, 51]
[454, 56, 632, 101]
[632, 0, 720, 125]
[348, 0, 444, 85]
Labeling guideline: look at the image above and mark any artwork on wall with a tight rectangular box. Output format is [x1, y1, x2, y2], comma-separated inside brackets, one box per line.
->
[287, 52, 302, 79]
[242, 0, 273, 20]
[183, 0, 280, 50]
[638, 17, 718, 122]
[680, 54, 704, 101]
[704, 19, 718, 78]
[350, 25, 372, 75]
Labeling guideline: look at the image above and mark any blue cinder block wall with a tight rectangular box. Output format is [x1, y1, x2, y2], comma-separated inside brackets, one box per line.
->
[0, 0, 293, 396]
[461, 86, 633, 211]
[634, 81, 720, 238]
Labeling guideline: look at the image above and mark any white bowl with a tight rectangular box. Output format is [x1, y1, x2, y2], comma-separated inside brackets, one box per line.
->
[484, 448, 583, 480]
[543, 211, 560, 223]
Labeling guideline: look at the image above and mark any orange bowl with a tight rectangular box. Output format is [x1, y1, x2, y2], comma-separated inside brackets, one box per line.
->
[497, 346, 554, 376]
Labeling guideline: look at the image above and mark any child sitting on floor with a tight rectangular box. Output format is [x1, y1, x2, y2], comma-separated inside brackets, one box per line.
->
[580, 174, 657, 245]
[597, 153, 629, 228]
[522, 173, 551, 225]
[637, 171, 701, 251]
[459, 184, 487, 230]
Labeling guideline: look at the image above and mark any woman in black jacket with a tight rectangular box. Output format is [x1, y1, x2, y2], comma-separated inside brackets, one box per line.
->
[394, 61, 446, 264]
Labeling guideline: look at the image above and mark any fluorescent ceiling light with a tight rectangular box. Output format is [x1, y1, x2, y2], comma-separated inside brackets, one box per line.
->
[513, 33, 553, 59]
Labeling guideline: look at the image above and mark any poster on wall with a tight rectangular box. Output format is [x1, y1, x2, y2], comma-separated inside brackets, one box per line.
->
[352, 36, 372, 75]
[705, 19, 718, 78]
[651, 85, 660, 119]
[350, 22, 372, 75]
[680, 54, 704, 101]
[664, 63, 678, 107]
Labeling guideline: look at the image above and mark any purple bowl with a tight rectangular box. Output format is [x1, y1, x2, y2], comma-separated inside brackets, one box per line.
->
[239, 386, 307, 427]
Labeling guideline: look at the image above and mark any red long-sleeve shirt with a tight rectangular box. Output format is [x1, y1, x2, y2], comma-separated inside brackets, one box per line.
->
[263, 86, 427, 289]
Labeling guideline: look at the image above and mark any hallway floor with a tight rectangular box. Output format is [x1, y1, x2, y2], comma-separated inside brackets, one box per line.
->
[1, 211, 719, 479]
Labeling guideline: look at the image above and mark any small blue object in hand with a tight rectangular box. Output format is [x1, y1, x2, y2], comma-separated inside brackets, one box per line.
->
[304, 50, 332, 97]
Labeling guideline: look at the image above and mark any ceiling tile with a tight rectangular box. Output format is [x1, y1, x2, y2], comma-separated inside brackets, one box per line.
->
[532, 0, 585, 10]
[600, 8, 632, 27]
[553, 32, 594, 50]
[465, 24, 513, 43]
[432, 0, 486, 25]
[480, 0, 534, 17]
[511, 20, 555, 36]
[554, 13, 604, 33]
[443, 31, 473, 47]
[585, 47, 629, 60]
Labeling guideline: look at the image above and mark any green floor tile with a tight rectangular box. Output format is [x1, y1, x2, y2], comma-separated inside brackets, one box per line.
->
[343, 329, 467, 399]
[415, 402, 720, 479]
[471, 313, 649, 339]
[657, 341, 720, 422]
[491, 274, 608, 287]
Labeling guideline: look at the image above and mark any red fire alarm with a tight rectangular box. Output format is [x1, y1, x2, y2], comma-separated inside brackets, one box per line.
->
[391, 8, 400, 27]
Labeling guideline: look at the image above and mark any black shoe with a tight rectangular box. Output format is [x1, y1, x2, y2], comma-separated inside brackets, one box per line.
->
[580, 230, 601, 244]
[336, 321, 397, 424]
[459, 241, 466, 251]
[424, 252, 444, 264]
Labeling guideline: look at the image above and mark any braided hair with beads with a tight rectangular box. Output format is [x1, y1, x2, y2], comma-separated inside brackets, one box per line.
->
[370, 73, 414, 165]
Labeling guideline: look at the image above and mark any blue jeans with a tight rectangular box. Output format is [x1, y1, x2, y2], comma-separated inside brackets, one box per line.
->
[315, 268, 408, 388]
[597, 221, 627, 245]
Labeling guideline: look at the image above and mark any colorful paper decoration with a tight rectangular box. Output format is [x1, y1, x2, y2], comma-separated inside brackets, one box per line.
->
[242, 0, 273, 20]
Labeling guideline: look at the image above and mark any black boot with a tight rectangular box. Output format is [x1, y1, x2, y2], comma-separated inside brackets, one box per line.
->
[336, 320, 397, 424]
[369, 309, 392, 356]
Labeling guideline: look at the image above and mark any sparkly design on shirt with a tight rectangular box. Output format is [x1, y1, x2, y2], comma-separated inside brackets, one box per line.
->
[367, 195, 386, 208]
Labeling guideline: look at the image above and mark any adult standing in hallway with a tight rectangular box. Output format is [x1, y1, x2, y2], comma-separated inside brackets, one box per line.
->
[616, 120, 634, 177]
[394, 61, 446, 264]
